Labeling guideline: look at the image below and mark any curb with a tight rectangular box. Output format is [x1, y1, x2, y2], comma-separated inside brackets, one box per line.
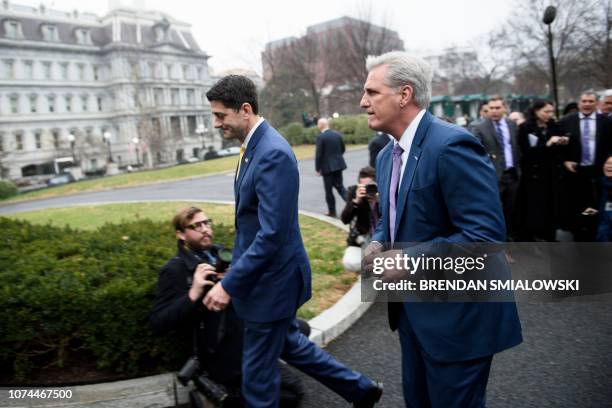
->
[1, 201, 371, 407]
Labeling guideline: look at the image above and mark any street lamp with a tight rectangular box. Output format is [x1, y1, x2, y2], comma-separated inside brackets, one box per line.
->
[542, 5, 559, 118]
[132, 137, 141, 166]
[332, 112, 340, 119]
[67, 132, 76, 165]
[196, 124, 206, 148]
[103, 131, 113, 163]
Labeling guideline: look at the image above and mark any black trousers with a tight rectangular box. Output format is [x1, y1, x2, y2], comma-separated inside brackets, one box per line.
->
[499, 168, 519, 241]
[322, 170, 347, 214]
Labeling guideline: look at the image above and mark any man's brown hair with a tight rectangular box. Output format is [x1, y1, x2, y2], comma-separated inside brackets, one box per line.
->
[173, 206, 203, 231]
[487, 95, 505, 104]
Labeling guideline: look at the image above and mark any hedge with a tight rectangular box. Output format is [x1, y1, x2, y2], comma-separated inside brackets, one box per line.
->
[0, 180, 18, 200]
[0, 217, 235, 382]
[278, 114, 373, 145]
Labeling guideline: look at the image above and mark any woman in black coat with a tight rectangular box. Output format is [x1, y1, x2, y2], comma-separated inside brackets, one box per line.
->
[516, 100, 569, 241]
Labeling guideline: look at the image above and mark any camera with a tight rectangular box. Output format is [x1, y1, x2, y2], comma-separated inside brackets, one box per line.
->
[365, 183, 378, 197]
[178, 356, 228, 407]
[215, 249, 233, 273]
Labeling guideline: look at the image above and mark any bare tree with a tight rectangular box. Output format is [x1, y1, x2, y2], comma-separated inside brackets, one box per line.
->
[493, 0, 611, 101]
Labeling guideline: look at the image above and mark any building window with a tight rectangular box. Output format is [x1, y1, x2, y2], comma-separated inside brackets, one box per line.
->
[182, 65, 189, 80]
[197, 67, 203, 80]
[23, 60, 33, 79]
[81, 95, 88, 111]
[171, 88, 180, 105]
[186, 88, 195, 105]
[3, 59, 14, 79]
[0, 134, 4, 152]
[52, 131, 60, 148]
[154, 88, 164, 105]
[60, 63, 68, 80]
[47, 95, 55, 112]
[29, 95, 37, 113]
[187, 116, 196, 134]
[42, 25, 59, 42]
[90, 158, 98, 171]
[15, 133, 23, 150]
[75, 28, 92, 45]
[42, 61, 52, 79]
[170, 116, 181, 137]
[65, 95, 72, 112]
[4, 20, 22, 39]
[9, 95, 19, 113]
[34, 132, 42, 149]
[166, 63, 173, 78]
[77, 64, 85, 81]
[93, 65, 99, 80]
[85, 128, 92, 139]
[148, 62, 156, 78]
[97, 96, 103, 111]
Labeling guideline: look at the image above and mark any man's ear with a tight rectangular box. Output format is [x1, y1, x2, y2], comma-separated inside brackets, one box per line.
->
[399, 85, 413, 108]
[240, 102, 253, 117]
[176, 230, 186, 241]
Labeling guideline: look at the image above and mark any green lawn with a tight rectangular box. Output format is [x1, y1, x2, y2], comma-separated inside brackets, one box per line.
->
[2, 145, 365, 204]
[9, 201, 356, 319]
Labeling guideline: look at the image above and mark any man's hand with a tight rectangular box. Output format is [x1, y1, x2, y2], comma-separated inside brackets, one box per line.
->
[203, 282, 231, 312]
[353, 184, 367, 204]
[316, 171, 321, 177]
[362, 241, 383, 276]
[564, 161, 578, 173]
[188, 263, 217, 303]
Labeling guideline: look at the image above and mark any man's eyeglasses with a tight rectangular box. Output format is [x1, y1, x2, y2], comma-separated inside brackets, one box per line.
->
[186, 219, 213, 231]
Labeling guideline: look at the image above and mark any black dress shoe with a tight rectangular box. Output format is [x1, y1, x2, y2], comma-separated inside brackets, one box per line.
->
[325, 212, 337, 218]
[354, 381, 383, 407]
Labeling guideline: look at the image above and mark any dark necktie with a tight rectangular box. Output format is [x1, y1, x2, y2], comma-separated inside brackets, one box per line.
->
[494, 120, 507, 169]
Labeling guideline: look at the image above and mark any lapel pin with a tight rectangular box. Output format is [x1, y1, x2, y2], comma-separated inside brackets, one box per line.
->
[245, 158, 249, 163]
[414, 156, 418, 160]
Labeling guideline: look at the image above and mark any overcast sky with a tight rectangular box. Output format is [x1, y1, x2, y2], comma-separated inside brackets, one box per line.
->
[18, 0, 513, 75]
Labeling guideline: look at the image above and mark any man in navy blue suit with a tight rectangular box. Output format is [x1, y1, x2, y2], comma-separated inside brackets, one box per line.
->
[202, 75, 382, 408]
[360, 52, 522, 407]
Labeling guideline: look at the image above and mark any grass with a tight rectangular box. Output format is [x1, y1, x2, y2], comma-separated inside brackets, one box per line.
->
[9, 201, 357, 319]
[2, 144, 365, 204]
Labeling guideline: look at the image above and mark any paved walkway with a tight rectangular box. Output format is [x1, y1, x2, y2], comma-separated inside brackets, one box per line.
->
[3, 148, 611, 407]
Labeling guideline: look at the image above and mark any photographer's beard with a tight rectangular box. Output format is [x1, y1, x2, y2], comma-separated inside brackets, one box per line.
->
[184, 232, 213, 252]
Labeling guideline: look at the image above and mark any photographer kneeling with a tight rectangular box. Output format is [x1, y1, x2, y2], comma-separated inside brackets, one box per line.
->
[150, 206, 305, 407]
[341, 167, 380, 272]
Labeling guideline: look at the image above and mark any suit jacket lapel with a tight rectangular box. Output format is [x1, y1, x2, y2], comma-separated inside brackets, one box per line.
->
[234, 120, 270, 204]
[487, 119, 501, 149]
[393, 112, 433, 242]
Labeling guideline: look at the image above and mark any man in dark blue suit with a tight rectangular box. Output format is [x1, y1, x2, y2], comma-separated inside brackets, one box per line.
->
[203, 75, 382, 408]
[360, 52, 522, 407]
[315, 117, 348, 217]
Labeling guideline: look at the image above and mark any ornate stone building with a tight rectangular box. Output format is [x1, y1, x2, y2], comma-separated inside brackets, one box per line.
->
[0, 1, 219, 180]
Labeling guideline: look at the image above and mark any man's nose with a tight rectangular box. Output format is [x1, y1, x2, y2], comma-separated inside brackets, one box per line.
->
[360, 93, 369, 108]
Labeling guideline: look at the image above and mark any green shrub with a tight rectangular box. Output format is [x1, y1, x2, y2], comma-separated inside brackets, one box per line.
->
[0, 217, 235, 381]
[0, 180, 18, 200]
[278, 114, 372, 146]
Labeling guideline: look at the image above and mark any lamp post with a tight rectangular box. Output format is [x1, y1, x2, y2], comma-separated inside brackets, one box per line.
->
[103, 131, 113, 163]
[67, 133, 76, 165]
[196, 124, 206, 151]
[542, 5, 559, 118]
[132, 137, 140, 166]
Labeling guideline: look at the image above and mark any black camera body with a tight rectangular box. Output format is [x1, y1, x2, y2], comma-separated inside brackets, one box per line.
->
[178, 356, 228, 407]
[365, 183, 378, 197]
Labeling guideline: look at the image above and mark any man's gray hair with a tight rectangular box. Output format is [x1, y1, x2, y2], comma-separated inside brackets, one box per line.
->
[366, 51, 433, 109]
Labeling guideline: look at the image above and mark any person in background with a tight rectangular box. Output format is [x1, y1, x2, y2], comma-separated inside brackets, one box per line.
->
[368, 131, 391, 168]
[340, 166, 380, 271]
[596, 154, 612, 241]
[515, 100, 568, 241]
[315, 117, 348, 217]
[562, 102, 579, 118]
[467, 101, 489, 133]
[509, 111, 526, 126]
